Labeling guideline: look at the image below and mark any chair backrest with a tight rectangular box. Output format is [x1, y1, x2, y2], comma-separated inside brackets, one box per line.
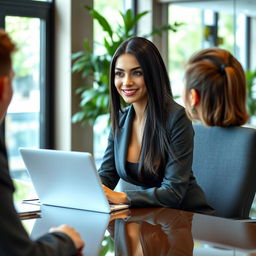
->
[192, 124, 256, 219]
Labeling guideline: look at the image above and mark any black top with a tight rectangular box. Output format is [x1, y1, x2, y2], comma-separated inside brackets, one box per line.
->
[125, 161, 138, 180]
[125, 161, 161, 187]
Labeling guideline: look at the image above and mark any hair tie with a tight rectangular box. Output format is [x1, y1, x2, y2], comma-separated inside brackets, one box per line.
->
[220, 63, 227, 75]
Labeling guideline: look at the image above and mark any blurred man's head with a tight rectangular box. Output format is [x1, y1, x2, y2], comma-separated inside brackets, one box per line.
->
[0, 29, 15, 76]
[0, 29, 16, 121]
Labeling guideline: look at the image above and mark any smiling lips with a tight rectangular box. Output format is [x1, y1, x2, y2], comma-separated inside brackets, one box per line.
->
[121, 89, 137, 96]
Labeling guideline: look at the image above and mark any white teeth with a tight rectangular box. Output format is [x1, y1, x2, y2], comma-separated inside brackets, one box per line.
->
[122, 89, 136, 93]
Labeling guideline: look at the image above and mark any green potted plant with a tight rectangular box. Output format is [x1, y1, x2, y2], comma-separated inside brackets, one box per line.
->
[72, 6, 182, 126]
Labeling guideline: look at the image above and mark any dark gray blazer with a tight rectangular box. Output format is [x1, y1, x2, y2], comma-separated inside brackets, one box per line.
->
[99, 102, 214, 215]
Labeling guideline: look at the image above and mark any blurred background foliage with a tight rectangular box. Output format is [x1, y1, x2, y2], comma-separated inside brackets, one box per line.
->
[246, 70, 256, 122]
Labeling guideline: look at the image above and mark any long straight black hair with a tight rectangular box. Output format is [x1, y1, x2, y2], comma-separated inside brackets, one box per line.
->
[110, 37, 174, 180]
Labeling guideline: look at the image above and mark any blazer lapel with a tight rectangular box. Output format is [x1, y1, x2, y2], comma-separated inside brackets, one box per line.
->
[116, 107, 134, 178]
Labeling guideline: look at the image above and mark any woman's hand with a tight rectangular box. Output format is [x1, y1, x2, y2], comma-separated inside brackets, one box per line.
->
[49, 224, 84, 251]
[102, 184, 129, 204]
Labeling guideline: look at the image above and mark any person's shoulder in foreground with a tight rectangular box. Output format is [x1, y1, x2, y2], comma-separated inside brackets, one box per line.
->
[0, 28, 84, 256]
[0, 171, 79, 255]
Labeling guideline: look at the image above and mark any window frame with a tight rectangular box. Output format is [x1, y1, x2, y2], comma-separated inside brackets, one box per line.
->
[0, 0, 54, 149]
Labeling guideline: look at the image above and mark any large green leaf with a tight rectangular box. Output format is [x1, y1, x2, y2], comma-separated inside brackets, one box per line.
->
[120, 9, 148, 37]
[84, 5, 113, 40]
[71, 51, 85, 60]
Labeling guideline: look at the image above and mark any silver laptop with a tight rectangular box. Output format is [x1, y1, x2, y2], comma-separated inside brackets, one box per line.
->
[19, 148, 129, 213]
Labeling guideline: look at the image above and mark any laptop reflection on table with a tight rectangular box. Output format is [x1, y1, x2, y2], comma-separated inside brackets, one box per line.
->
[30, 205, 110, 256]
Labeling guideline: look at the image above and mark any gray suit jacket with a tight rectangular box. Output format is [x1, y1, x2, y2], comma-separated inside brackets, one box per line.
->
[99, 102, 214, 215]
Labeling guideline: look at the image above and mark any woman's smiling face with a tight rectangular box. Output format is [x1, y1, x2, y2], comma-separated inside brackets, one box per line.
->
[114, 53, 147, 106]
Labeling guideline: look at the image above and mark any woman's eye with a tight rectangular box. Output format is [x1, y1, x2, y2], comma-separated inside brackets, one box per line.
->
[115, 71, 124, 77]
[133, 71, 143, 76]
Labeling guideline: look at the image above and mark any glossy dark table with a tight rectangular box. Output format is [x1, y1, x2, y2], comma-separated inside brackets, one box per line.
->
[23, 205, 256, 256]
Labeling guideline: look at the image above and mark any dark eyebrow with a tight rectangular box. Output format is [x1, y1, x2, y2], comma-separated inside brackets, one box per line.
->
[115, 66, 141, 71]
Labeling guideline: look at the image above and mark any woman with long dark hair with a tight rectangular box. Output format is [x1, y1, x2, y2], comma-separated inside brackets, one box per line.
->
[99, 37, 213, 214]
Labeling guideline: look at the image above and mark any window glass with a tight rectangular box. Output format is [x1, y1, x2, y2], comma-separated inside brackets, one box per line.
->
[218, 13, 234, 53]
[93, 0, 124, 162]
[5, 16, 41, 200]
[168, 1, 238, 103]
[168, 4, 202, 104]
[6, 16, 40, 177]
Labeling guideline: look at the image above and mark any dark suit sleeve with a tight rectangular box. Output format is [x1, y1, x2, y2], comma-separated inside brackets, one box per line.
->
[126, 108, 194, 207]
[98, 130, 120, 189]
[0, 148, 77, 255]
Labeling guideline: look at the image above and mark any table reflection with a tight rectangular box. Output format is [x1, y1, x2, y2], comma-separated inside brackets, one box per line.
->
[108, 208, 194, 256]
[25, 205, 256, 256]
[30, 205, 110, 256]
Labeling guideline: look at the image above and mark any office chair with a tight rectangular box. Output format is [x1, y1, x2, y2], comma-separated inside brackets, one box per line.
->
[192, 124, 256, 219]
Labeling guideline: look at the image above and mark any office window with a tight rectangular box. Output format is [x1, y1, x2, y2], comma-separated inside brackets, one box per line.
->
[168, 4, 202, 103]
[0, 0, 53, 201]
[167, 0, 255, 101]
[5, 16, 41, 179]
[93, 0, 125, 161]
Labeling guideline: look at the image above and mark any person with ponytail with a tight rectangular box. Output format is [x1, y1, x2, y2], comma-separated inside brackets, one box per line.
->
[183, 47, 248, 126]
[98, 37, 214, 215]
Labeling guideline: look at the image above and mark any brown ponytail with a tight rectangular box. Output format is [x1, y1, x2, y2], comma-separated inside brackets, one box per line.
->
[184, 47, 248, 127]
